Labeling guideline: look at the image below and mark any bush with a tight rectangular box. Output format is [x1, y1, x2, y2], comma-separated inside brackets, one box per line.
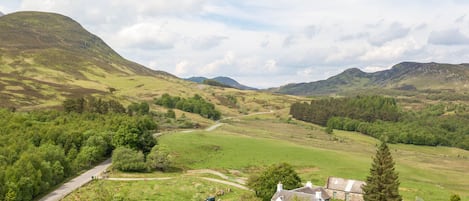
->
[146, 145, 171, 171]
[112, 147, 146, 172]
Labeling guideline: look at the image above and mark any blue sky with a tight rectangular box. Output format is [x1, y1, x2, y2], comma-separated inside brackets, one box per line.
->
[2, 0, 469, 88]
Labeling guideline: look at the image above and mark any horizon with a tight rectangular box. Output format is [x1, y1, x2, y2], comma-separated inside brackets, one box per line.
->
[1, 1, 469, 88]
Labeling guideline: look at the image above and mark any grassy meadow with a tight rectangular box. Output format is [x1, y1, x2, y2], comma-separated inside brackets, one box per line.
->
[63, 176, 250, 201]
[64, 111, 469, 201]
[156, 114, 469, 201]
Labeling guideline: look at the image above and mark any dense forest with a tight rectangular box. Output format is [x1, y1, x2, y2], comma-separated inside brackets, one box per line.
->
[290, 96, 469, 150]
[0, 98, 159, 201]
[154, 93, 221, 120]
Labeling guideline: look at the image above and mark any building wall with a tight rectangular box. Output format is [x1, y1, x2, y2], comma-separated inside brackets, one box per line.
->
[325, 189, 363, 201]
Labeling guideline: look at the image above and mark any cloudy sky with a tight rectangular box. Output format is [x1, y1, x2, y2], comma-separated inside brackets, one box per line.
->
[2, 1, 469, 88]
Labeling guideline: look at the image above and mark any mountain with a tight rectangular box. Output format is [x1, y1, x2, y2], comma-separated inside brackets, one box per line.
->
[0, 11, 4, 17]
[0, 11, 297, 114]
[186, 76, 257, 90]
[272, 62, 469, 96]
[0, 11, 176, 108]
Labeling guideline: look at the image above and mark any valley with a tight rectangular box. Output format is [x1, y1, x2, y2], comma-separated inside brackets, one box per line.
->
[63, 112, 469, 200]
[1, 9, 469, 201]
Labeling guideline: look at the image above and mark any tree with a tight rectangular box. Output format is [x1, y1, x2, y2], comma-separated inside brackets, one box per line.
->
[363, 141, 402, 201]
[247, 163, 301, 201]
[450, 194, 461, 201]
[166, 109, 176, 119]
[112, 147, 146, 172]
[146, 145, 171, 171]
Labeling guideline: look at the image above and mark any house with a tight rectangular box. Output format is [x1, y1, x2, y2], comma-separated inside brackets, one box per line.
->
[271, 181, 331, 201]
[324, 177, 366, 201]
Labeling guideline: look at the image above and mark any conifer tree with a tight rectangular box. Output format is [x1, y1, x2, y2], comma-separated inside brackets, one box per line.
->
[363, 141, 402, 201]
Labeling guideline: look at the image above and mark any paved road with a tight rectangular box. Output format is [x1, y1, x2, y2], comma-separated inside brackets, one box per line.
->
[38, 158, 112, 201]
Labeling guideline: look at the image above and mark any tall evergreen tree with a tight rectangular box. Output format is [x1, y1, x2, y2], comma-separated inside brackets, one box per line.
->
[363, 141, 402, 201]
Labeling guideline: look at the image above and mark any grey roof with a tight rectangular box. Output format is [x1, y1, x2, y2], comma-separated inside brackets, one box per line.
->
[271, 186, 330, 201]
[326, 177, 366, 194]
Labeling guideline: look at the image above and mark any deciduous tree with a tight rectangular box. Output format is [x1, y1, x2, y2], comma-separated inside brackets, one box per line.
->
[247, 163, 301, 201]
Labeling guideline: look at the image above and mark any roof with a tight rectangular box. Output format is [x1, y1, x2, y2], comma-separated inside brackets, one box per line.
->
[326, 177, 366, 194]
[271, 186, 330, 201]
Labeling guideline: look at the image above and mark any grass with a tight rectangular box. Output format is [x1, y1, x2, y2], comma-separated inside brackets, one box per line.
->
[160, 130, 370, 185]
[63, 176, 250, 201]
[63, 113, 468, 201]
[156, 114, 469, 201]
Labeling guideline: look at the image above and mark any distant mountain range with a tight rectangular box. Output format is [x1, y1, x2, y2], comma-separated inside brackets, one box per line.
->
[271, 62, 469, 96]
[186, 76, 258, 90]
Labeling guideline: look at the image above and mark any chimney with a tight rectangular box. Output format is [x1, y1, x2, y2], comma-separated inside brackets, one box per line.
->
[306, 181, 313, 188]
[315, 191, 322, 200]
[277, 182, 283, 192]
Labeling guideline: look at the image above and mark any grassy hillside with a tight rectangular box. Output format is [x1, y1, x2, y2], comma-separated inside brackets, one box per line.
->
[272, 62, 469, 98]
[0, 11, 300, 116]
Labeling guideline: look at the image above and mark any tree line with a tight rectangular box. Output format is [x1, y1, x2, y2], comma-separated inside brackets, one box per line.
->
[290, 96, 469, 150]
[290, 95, 400, 126]
[0, 98, 161, 201]
[154, 93, 221, 120]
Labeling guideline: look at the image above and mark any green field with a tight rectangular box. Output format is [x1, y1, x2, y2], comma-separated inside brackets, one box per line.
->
[157, 115, 469, 201]
[65, 113, 469, 201]
[63, 176, 250, 201]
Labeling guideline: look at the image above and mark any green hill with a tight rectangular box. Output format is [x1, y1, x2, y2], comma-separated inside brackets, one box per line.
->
[0, 11, 300, 115]
[0, 11, 171, 108]
[272, 62, 469, 96]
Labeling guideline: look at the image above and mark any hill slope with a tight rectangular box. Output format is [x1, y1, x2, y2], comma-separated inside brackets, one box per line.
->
[0, 11, 174, 107]
[272, 62, 469, 96]
[0, 11, 300, 115]
[186, 76, 257, 90]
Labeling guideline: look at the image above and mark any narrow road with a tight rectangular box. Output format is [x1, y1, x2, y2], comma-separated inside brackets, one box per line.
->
[38, 158, 112, 201]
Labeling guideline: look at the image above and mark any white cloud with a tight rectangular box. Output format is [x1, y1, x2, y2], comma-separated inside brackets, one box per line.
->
[360, 38, 424, 62]
[264, 59, 278, 72]
[368, 22, 411, 46]
[361, 66, 392, 72]
[175, 61, 190, 76]
[112, 22, 179, 50]
[191, 35, 228, 50]
[428, 29, 469, 45]
[199, 51, 235, 75]
[0, 0, 466, 88]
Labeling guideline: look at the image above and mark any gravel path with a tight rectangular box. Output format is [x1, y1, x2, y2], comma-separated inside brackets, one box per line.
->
[199, 177, 251, 191]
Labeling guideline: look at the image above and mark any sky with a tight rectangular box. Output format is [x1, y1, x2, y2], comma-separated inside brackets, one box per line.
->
[2, 1, 469, 88]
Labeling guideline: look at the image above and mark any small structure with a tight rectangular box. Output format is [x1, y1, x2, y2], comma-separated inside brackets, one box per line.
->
[324, 177, 365, 201]
[271, 181, 331, 201]
[205, 196, 215, 201]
